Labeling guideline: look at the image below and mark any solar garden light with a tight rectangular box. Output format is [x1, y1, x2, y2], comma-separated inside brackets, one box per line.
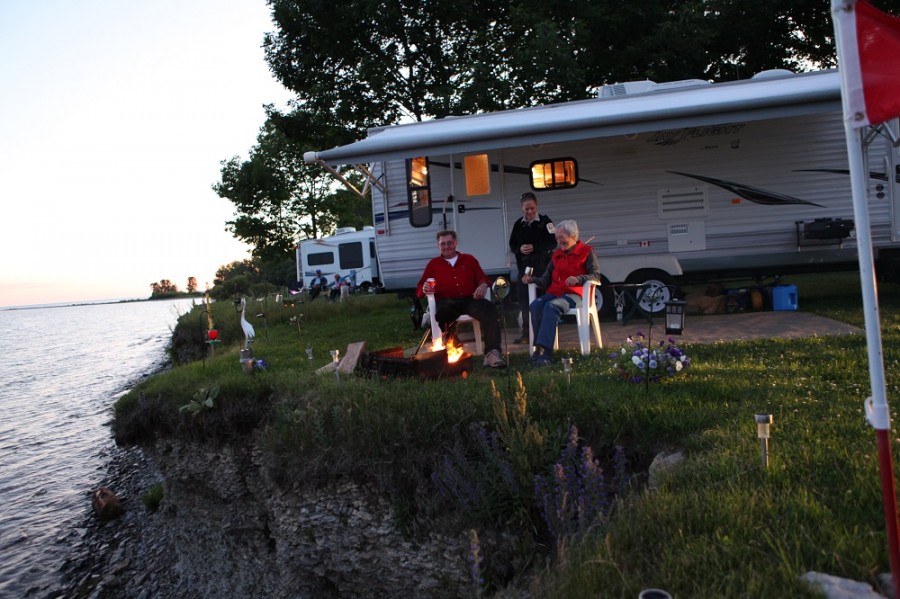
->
[756, 413, 774, 469]
[664, 299, 687, 335]
[306, 346, 314, 366]
[233, 298, 243, 314]
[561, 356, 573, 386]
[331, 349, 341, 382]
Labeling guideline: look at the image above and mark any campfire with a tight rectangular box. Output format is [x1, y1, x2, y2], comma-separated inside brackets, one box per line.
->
[360, 335, 474, 380]
[429, 334, 465, 363]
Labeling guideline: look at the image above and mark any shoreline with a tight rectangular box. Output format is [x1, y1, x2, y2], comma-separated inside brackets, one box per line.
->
[57, 359, 178, 598]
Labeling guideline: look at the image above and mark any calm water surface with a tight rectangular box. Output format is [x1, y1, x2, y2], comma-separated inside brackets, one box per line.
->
[0, 298, 195, 598]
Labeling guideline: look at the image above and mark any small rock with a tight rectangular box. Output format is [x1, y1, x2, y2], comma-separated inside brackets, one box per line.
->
[801, 571, 887, 599]
[92, 487, 124, 520]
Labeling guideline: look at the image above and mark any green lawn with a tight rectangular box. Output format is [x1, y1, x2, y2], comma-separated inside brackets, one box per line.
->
[114, 272, 900, 598]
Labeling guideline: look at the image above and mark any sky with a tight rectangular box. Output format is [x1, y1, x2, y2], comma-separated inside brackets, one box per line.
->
[0, 0, 295, 307]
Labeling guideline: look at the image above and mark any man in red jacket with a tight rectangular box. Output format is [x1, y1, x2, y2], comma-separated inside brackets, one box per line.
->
[417, 230, 506, 368]
[522, 220, 601, 367]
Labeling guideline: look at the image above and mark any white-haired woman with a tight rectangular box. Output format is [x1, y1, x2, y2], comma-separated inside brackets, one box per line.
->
[521, 220, 600, 366]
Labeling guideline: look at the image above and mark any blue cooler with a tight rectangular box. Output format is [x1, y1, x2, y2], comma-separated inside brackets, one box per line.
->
[772, 285, 798, 311]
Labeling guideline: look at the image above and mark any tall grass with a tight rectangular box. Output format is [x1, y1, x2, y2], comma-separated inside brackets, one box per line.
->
[112, 273, 900, 597]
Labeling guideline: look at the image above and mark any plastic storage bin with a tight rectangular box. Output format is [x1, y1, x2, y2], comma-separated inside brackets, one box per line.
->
[772, 285, 798, 311]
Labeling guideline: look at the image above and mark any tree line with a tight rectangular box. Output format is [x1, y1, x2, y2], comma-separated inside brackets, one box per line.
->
[210, 0, 900, 297]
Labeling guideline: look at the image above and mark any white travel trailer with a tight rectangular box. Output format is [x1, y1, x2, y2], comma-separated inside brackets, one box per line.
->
[296, 226, 380, 291]
[304, 69, 900, 313]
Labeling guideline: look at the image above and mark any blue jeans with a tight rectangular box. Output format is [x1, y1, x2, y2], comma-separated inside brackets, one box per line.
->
[530, 293, 575, 357]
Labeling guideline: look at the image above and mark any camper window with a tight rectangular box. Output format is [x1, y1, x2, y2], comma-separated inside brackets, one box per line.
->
[530, 158, 578, 190]
[407, 156, 432, 227]
[339, 242, 364, 269]
[464, 154, 491, 196]
[307, 252, 335, 266]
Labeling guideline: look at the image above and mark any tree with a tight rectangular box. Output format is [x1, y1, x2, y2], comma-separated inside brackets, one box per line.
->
[186, 276, 198, 293]
[150, 279, 179, 298]
[213, 109, 371, 265]
[263, 0, 900, 135]
[209, 259, 262, 300]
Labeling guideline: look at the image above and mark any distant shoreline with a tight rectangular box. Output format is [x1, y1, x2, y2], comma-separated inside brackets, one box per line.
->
[0, 294, 203, 312]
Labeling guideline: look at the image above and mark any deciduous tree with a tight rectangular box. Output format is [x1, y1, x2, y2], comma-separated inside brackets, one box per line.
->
[213, 110, 370, 265]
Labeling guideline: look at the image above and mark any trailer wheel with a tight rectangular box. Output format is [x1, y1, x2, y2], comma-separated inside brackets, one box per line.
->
[624, 269, 678, 315]
[597, 276, 615, 318]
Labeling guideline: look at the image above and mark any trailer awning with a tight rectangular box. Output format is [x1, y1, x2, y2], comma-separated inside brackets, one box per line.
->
[304, 70, 842, 166]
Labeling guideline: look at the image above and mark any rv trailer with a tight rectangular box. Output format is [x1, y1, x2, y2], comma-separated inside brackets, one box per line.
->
[305, 69, 900, 313]
[296, 226, 380, 291]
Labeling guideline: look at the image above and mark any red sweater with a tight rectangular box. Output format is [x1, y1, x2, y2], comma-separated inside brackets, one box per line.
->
[416, 252, 491, 300]
[546, 241, 594, 297]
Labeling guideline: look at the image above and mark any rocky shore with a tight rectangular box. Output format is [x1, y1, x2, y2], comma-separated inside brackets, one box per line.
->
[58, 444, 177, 599]
[57, 436, 481, 599]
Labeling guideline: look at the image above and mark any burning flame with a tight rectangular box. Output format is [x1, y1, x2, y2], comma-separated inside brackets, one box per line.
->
[431, 335, 465, 363]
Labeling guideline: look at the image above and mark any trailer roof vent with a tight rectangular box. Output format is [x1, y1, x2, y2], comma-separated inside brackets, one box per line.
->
[334, 227, 357, 235]
[598, 80, 656, 98]
[751, 69, 795, 80]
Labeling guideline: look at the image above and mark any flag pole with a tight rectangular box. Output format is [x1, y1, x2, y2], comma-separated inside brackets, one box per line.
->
[832, 2, 900, 591]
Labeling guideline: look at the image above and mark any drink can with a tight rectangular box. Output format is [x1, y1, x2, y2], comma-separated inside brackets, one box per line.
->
[524, 267, 534, 277]
[425, 277, 436, 293]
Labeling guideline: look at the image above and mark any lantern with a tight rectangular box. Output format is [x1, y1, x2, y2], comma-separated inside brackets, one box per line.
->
[664, 299, 686, 335]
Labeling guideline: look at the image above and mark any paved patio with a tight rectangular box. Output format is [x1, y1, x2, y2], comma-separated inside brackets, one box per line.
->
[456, 310, 863, 355]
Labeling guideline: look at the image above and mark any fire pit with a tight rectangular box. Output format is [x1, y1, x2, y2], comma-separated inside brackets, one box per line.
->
[360, 346, 474, 380]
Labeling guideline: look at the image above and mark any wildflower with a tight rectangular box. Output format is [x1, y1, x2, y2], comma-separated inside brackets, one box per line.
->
[609, 332, 690, 383]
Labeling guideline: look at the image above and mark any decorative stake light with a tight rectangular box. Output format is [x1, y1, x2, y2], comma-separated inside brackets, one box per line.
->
[306, 346, 314, 366]
[233, 298, 243, 314]
[491, 276, 510, 300]
[755, 413, 774, 469]
[330, 349, 341, 382]
[664, 299, 687, 335]
[561, 357, 573, 386]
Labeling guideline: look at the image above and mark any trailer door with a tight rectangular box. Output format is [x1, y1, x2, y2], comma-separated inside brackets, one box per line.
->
[890, 120, 900, 242]
[451, 152, 508, 275]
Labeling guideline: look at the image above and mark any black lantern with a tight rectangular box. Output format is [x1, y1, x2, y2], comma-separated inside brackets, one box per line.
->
[233, 298, 242, 314]
[664, 299, 686, 335]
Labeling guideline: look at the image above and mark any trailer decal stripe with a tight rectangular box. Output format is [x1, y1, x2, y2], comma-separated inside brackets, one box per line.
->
[668, 171, 825, 207]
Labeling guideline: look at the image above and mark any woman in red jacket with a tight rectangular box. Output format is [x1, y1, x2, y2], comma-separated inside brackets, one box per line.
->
[522, 220, 601, 367]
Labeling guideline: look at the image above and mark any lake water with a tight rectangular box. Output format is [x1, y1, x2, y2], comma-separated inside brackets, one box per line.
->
[0, 298, 196, 598]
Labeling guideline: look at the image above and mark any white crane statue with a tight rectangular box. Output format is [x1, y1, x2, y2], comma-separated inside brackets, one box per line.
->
[240, 297, 255, 349]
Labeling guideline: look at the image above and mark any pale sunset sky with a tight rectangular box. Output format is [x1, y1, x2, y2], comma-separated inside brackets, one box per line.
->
[0, 0, 294, 307]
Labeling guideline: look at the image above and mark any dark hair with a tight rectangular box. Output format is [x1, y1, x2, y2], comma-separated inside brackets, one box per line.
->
[520, 192, 537, 204]
[436, 229, 458, 241]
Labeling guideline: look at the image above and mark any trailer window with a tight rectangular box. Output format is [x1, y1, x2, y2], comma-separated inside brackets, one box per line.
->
[530, 158, 578, 190]
[407, 156, 432, 227]
[464, 154, 491, 196]
[307, 252, 335, 266]
[339, 242, 364, 269]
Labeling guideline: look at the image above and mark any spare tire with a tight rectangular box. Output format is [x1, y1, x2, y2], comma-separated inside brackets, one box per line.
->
[624, 269, 678, 316]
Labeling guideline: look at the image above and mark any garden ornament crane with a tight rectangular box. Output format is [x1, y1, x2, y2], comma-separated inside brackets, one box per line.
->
[240, 297, 255, 349]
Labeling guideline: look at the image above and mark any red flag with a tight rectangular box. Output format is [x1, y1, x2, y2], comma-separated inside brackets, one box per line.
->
[834, 0, 900, 127]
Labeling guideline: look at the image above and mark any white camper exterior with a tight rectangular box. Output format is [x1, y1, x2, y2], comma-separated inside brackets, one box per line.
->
[296, 226, 380, 291]
[305, 70, 900, 310]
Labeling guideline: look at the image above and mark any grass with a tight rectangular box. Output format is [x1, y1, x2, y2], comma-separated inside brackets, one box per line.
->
[112, 273, 900, 597]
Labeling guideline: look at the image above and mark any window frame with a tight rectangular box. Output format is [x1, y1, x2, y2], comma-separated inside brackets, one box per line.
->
[406, 156, 433, 227]
[529, 157, 579, 190]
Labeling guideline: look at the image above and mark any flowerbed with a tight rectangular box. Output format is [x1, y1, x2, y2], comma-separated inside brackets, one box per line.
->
[608, 332, 690, 383]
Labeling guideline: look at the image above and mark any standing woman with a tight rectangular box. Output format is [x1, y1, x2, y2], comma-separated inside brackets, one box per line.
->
[522, 220, 600, 366]
[508, 192, 556, 344]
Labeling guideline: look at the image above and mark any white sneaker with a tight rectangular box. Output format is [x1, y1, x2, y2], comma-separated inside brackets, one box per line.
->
[483, 349, 506, 369]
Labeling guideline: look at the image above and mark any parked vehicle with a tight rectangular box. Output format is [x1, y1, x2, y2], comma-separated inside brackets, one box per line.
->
[304, 69, 900, 314]
[296, 226, 380, 292]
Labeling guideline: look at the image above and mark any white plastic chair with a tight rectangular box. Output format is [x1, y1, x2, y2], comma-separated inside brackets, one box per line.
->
[528, 280, 602, 356]
[425, 290, 489, 355]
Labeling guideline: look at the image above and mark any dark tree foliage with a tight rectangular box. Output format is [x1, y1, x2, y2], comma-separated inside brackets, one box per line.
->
[213, 107, 371, 268]
[263, 0, 900, 139]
